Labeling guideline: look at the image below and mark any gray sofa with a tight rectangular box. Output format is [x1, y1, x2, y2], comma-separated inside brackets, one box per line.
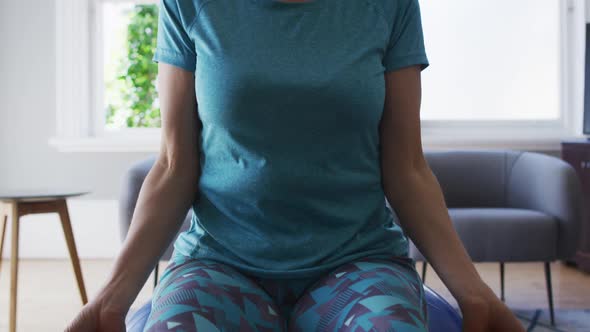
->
[409, 150, 582, 263]
[409, 150, 583, 326]
[119, 150, 583, 325]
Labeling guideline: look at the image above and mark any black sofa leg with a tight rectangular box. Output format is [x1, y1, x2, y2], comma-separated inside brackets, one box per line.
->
[421, 262, 427, 282]
[500, 262, 505, 302]
[544, 262, 555, 326]
[154, 262, 160, 288]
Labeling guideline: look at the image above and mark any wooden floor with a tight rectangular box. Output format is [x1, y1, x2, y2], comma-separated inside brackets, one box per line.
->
[0, 260, 589, 331]
[421, 261, 590, 309]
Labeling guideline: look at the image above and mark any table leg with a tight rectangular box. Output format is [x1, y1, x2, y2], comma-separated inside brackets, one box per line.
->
[57, 199, 88, 304]
[9, 202, 19, 332]
[0, 203, 7, 276]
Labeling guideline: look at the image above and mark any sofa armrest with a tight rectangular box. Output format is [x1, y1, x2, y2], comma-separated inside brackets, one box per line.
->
[507, 152, 584, 259]
[118, 156, 158, 242]
[119, 156, 194, 261]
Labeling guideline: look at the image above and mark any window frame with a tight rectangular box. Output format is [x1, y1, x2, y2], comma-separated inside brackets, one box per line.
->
[50, 0, 587, 152]
[92, 0, 159, 138]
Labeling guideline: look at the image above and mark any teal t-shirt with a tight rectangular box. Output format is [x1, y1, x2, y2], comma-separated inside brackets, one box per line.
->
[153, 0, 429, 279]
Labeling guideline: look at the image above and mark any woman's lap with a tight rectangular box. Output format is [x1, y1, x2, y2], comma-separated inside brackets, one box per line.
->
[143, 256, 285, 331]
[143, 255, 428, 332]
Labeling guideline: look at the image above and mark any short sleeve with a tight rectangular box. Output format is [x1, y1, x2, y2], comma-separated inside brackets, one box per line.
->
[382, 0, 429, 73]
[153, 0, 198, 72]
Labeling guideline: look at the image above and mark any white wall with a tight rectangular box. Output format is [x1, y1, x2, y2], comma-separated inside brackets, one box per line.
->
[0, 0, 153, 200]
[0, 0, 153, 258]
[0, 0, 570, 259]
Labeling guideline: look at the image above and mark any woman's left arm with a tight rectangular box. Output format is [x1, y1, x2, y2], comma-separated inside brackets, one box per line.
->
[379, 65, 524, 332]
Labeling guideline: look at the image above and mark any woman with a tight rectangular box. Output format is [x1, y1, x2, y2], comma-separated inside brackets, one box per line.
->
[67, 0, 524, 331]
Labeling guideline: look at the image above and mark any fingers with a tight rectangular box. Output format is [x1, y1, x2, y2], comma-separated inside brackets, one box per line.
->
[492, 302, 525, 332]
[65, 299, 128, 332]
[462, 315, 486, 332]
[65, 304, 98, 332]
[98, 310, 127, 332]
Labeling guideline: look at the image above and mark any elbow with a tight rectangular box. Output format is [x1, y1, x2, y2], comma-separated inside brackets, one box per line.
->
[382, 158, 431, 190]
[380, 144, 429, 182]
[381, 162, 439, 209]
[155, 147, 200, 181]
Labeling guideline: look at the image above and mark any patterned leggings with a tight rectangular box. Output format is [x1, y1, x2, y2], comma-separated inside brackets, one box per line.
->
[144, 254, 428, 332]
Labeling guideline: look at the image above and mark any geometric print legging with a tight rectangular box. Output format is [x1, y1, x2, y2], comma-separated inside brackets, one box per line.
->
[143, 254, 428, 332]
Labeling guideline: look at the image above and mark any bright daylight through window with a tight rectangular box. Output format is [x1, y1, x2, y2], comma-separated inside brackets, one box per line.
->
[98, 0, 566, 131]
[102, 1, 160, 129]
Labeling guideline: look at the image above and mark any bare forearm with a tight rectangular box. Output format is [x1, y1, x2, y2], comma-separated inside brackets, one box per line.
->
[383, 165, 487, 304]
[100, 157, 199, 312]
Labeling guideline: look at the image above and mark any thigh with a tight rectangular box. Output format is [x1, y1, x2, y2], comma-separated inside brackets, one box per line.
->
[288, 256, 428, 332]
[144, 256, 285, 332]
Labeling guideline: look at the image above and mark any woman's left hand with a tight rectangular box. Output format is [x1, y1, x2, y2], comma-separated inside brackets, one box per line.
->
[458, 285, 525, 332]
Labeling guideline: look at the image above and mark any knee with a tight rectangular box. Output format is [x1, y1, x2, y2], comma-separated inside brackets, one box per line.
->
[289, 296, 427, 332]
[336, 300, 428, 332]
[288, 258, 428, 332]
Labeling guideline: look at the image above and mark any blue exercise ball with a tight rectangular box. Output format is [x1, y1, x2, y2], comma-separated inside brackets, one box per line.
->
[424, 285, 463, 332]
[126, 285, 462, 331]
[126, 301, 152, 332]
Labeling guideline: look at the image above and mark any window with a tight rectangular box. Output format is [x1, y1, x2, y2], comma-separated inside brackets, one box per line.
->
[102, 1, 160, 130]
[417, 0, 585, 150]
[51, 0, 586, 152]
[420, 0, 560, 121]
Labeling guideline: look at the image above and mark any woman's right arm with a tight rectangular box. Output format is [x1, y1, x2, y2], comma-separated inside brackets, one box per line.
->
[66, 62, 200, 331]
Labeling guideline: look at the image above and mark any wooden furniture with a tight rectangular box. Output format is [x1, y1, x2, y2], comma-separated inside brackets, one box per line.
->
[0, 190, 89, 332]
[562, 139, 590, 272]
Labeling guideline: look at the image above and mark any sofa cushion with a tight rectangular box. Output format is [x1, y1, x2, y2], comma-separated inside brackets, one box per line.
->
[409, 208, 558, 262]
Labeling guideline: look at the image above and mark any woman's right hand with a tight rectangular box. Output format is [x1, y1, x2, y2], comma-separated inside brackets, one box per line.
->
[65, 293, 127, 332]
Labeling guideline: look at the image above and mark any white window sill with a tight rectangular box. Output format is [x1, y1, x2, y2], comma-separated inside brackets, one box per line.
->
[48, 136, 161, 153]
[422, 135, 582, 152]
[48, 134, 586, 153]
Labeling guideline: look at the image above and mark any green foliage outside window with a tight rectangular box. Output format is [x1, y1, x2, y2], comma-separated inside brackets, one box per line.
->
[105, 4, 160, 128]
